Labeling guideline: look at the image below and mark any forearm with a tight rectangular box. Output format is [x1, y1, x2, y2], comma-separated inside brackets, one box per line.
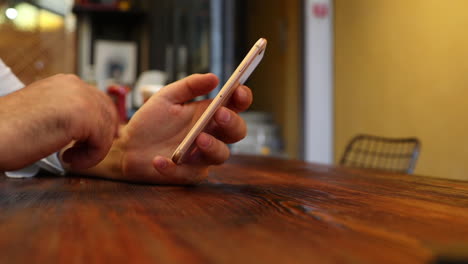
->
[0, 91, 70, 170]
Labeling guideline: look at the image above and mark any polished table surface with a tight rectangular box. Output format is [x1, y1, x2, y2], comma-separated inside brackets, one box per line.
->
[1, 155, 468, 263]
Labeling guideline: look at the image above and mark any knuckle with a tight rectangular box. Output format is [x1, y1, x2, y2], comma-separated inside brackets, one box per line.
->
[64, 73, 81, 82]
[73, 95, 91, 111]
[168, 104, 183, 116]
[52, 73, 66, 79]
[58, 74, 82, 86]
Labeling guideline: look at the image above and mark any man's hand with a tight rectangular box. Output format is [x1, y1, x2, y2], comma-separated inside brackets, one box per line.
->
[81, 73, 253, 184]
[0, 74, 119, 171]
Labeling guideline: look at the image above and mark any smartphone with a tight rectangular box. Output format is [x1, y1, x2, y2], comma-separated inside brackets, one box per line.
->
[171, 38, 268, 164]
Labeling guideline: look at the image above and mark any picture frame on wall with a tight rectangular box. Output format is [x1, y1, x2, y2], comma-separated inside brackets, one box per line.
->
[94, 40, 137, 91]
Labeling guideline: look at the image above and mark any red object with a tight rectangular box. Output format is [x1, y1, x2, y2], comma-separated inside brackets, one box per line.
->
[107, 85, 129, 123]
[313, 3, 329, 18]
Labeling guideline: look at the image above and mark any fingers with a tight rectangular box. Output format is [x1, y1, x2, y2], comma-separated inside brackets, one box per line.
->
[158, 74, 251, 110]
[195, 133, 230, 165]
[159, 73, 219, 104]
[153, 156, 209, 185]
[62, 120, 115, 170]
[225, 85, 253, 113]
[115, 74, 252, 185]
[206, 107, 247, 144]
[149, 133, 229, 184]
[62, 142, 109, 170]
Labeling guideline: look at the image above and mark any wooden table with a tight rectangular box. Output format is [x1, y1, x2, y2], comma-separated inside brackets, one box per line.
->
[1, 155, 468, 264]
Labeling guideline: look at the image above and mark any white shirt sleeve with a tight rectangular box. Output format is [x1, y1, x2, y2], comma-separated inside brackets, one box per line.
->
[0, 59, 23, 95]
[0, 59, 65, 177]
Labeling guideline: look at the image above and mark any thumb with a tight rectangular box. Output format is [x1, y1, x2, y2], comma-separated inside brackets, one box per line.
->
[159, 73, 219, 104]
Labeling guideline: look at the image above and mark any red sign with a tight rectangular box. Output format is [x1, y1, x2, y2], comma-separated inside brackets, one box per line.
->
[313, 3, 329, 18]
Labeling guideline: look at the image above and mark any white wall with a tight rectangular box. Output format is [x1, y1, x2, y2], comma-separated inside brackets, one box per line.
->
[304, 0, 334, 164]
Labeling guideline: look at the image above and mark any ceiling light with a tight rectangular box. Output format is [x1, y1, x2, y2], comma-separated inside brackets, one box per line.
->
[6, 8, 18, 20]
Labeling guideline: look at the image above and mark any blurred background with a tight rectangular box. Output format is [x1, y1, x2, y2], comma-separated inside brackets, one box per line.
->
[1, 0, 468, 181]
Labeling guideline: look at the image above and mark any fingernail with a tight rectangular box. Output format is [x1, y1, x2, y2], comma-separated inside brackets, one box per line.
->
[155, 158, 168, 169]
[218, 108, 231, 123]
[198, 134, 212, 148]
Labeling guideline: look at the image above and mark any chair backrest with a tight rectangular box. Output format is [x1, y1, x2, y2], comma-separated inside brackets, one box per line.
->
[340, 134, 421, 174]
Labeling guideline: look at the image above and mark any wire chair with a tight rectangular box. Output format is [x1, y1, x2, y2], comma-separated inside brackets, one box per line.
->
[340, 134, 421, 174]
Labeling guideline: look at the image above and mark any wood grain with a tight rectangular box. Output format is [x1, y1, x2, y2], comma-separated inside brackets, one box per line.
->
[1, 155, 468, 264]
